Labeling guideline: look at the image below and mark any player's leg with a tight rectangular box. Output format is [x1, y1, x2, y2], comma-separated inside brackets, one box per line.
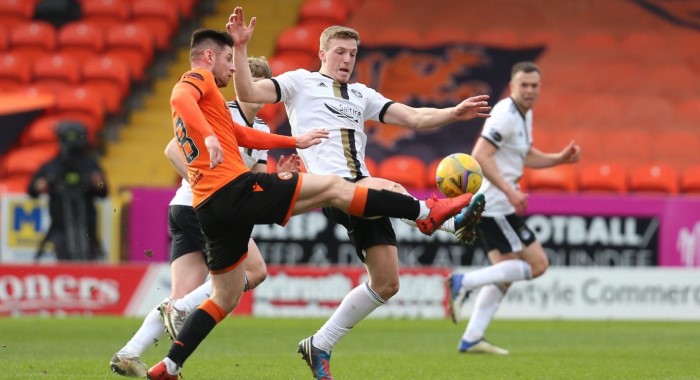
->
[458, 249, 510, 355]
[300, 213, 397, 379]
[293, 173, 473, 235]
[357, 176, 485, 243]
[147, 207, 252, 379]
[111, 206, 206, 377]
[244, 238, 267, 290]
[448, 214, 539, 323]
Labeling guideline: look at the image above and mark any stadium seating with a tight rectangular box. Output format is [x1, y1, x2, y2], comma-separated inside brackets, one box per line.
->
[378, 155, 427, 189]
[298, 0, 350, 25]
[0, 0, 35, 29]
[19, 116, 64, 147]
[1, 144, 59, 179]
[105, 23, 154, 81]
[10, 21, 58, 61]
[53, 86, 105, 137]
[526, 165, 577, 193]
[425, 158, 442, 190]
[0, 52, 32, 88]
[681, 165, 700, 194]
[58, 21, 106, 62]
[577, 162, 627, 193]
[275, 23, 326, 56]
[81, 55, 131, 114]
[364, 156, 378, 176]
[81, 0, 131, 31]
[130, 0, 179, 51]
[32, 52, 81, 88]
[628, 164, 679, 194]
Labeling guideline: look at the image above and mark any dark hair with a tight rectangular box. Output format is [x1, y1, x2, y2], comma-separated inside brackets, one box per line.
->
[511, 61, 540, 79]
[190, 29, 234, 51]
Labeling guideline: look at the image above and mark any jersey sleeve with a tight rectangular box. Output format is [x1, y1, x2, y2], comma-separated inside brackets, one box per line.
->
[360, 84, 393, 122]
[272, 69, 307, 104]
[480, 106, 514, 149]
[251, 118, 271, 162]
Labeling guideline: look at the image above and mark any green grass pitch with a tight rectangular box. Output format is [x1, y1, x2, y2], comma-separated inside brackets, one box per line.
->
[0, 317, 698, 379]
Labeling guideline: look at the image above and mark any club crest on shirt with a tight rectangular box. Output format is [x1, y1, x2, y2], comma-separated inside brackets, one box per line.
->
[278, 172, 293, 180]
[350, 89, 363, 98]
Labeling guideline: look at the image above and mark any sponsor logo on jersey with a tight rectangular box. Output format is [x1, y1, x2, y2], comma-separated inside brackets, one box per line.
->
[278, 172, 293, 180]
[490, 130, 503, 142]
[324, 103, 360, 123]
[317, 82, 327, 87]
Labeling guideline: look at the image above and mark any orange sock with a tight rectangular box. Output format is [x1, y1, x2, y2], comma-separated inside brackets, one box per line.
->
[198, 299, 226, 323]
[348, 186, 368, 216]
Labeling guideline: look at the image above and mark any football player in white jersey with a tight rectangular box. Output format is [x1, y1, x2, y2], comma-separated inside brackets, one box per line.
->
[109, 57, 302, 377]
[447, 62, 580, 354]
[227, 7, 492, 379]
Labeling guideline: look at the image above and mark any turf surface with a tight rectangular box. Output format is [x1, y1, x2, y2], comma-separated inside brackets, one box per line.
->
[0, 317, 697, 379]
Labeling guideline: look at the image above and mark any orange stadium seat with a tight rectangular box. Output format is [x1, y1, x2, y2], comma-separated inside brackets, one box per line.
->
[58, 21, 106, 62]
[10, 21, 58, 61]
[131, 0, 179, 51]
[628, 164, 679, 194]
[577, 162, 627, 193]
[572, 31, 618, 55]
[600, 128, 653, 168]
[425, 158, 442, 190]
[0, 176, 32, 194]
[425, 27, 471, 45]
[1, 144, 59, 179]
[0, 0, 35, 29]
[269, 52, 318, 73]
[299, 0, 350, 25]
[378, 155, 427, 189]
[526, 165, 577, 193]
[32, 52, 81, 87]
[275, 24, 325, 56]
[175, 0, 196, 19]
[364, 27, 422, 47]
[20, 116, 64, 146]
[520, 29, 567, 47]
[81, 55, 131, 114]
[681, 165, 700, 194]
[652, 130, 700, 171]
[0, 26, 8, 50]
[676, 98, 700, 130]
[364, 156, 378, 177]
[0, 52, 32, 88]
[106, 24, 155, 81]
[53, 86, 105, 136]
[81, 0, 131, 31]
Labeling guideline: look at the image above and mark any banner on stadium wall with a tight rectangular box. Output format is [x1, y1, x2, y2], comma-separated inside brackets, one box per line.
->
[2, 264, 700, 320]
[128, 189, 700, 267]
[0, 194, 114, 263]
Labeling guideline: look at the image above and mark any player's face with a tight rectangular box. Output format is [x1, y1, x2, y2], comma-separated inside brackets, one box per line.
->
[213, 46, 235, 88]
[319, 38, 358, 84]
[510, 71, 540, 111]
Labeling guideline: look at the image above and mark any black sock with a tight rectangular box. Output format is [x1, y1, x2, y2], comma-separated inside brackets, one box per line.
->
[167, 308, 218, 367]
[364, 189, 420, 219]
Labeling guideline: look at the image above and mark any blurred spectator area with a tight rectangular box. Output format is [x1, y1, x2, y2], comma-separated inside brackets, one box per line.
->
[1, 0, 699, 196]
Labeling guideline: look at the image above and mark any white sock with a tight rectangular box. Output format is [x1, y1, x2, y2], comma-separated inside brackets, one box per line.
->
[463, 284, 506, 342]
[313, 283, 385, 353]
[122, 306, 164, 356]
[401, 217, 455, 233]
[417, 201, 431, 219]
[461, 260, 532, 291]
[173, 280, 212, 312]
[163, 357, 180, 375]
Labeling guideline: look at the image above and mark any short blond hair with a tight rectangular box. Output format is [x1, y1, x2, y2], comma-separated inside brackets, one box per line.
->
[319, 25, 360, 50]
[248, 56, 272, 79]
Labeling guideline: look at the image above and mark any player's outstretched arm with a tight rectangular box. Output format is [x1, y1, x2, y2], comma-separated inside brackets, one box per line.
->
[524, 141, 581, 169]
[164, 137, 190, 180]
[383, 94, 491, 130]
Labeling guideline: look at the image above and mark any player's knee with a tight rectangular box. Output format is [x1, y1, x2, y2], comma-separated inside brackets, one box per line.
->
[247, 271, 267, 290]
[373, 280, 399, 300]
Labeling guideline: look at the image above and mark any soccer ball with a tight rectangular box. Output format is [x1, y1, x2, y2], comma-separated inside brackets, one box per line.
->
[435, 153, 483, 198]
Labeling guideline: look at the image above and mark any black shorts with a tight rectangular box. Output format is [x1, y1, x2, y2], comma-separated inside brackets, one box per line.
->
[168, 205, 206, 263]
[195, 171, 300, 273]
[477, 213, 537, 254]
[322, 177, 396, 262]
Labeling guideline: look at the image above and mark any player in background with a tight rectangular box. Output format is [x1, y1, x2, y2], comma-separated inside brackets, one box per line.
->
[109, 56, 301, 377]
[146, 28, 475, 380]
[227, 7, 490, 379]
[447, 61, 580, 354]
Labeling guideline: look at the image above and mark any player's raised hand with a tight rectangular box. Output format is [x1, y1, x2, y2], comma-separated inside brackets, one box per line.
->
[559, 140, 581, 164]
[204, 135, 223, 168]
[295, 129, 329, 149]
[453, 94, 491, 120]
[277, 154, 302, 172]
[226, 6, 255, 46]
